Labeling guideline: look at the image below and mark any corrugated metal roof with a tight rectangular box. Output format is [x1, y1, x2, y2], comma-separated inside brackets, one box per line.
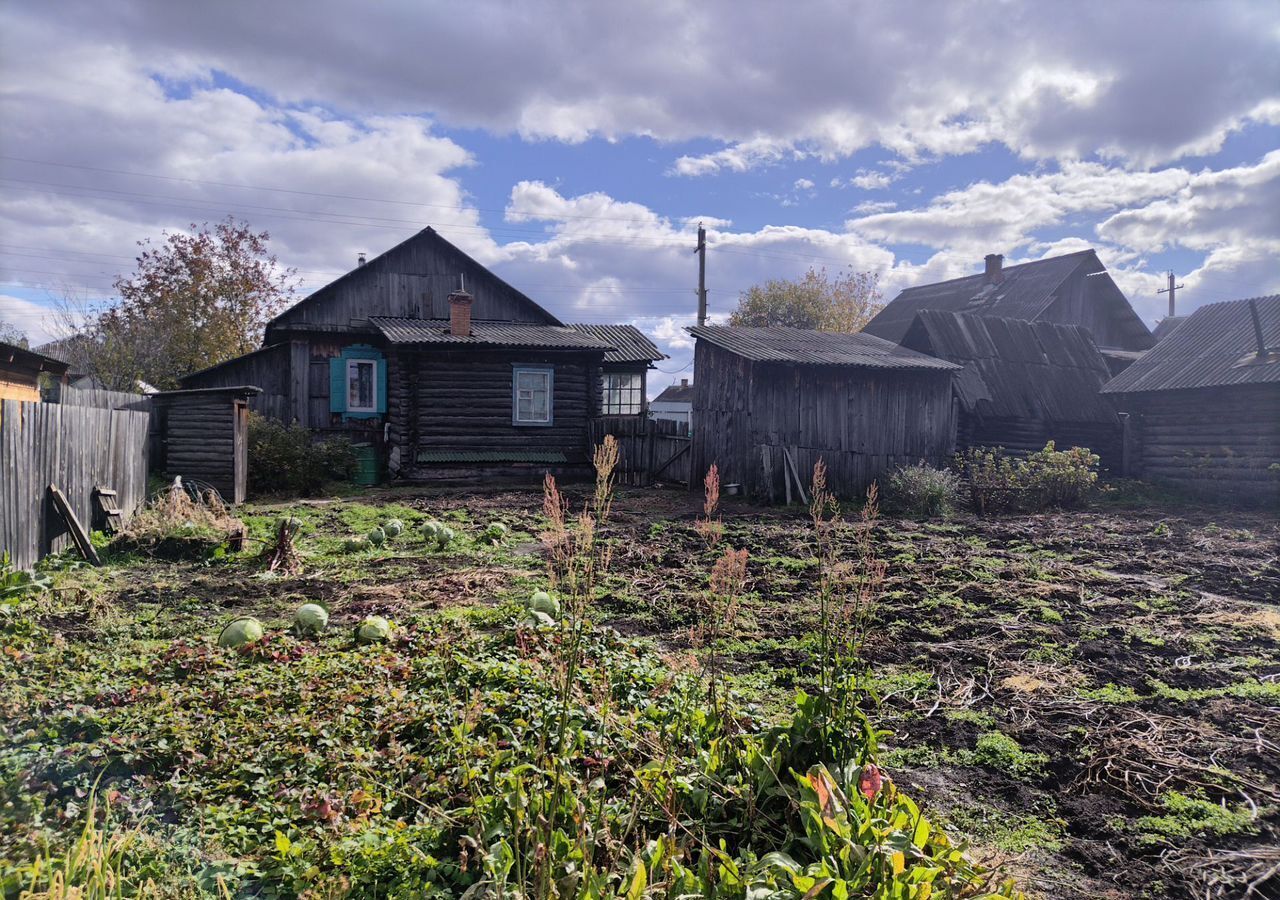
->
[566, 324, 666, 363]
[688, 325, 960, 371]
[863, 250, 1096, 344]
[902, 311, 1117, 425]
[371, 317, 611, 350]
[1101, 295, 1280, 394]
[1, 340, 71, 375]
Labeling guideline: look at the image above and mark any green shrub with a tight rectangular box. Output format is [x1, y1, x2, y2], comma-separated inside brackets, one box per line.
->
[247, 413, 356, 497]
[955, 442, 1099, 514]
[883, 461, 964, 517]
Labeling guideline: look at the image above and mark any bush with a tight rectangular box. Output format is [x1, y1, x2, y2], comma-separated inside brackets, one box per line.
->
[955, 442, 1099, 514]
[247, 413, 356, 497]
[883, 461, 964, 517]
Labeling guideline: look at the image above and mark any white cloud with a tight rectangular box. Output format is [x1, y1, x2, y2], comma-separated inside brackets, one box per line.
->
[0, 295, 65, 345]
[793, 178, 815, 191]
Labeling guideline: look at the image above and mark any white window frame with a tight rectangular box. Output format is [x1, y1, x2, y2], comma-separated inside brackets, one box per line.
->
[347, 358, 378, 413]
[512, 366, 554, 426]
[601, 371, 645, 415]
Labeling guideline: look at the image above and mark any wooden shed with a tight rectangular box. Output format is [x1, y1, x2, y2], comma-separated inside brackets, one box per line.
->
[1, 341, 69, 402]
[899, 311, 1122, 466]
[1101, 295, 1280, 504]
[150, 386, 261, 504]
[688, 326, 959, 500]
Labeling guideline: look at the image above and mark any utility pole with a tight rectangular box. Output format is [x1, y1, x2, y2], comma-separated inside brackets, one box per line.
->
[1156, 270, 1183, 317]
[694, 222, 707, 326]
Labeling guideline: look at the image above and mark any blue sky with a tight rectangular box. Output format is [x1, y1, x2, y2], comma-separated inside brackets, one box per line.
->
[2, 1, 1278, 387]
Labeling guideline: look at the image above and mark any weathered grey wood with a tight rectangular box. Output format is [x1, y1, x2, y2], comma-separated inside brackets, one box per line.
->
[1, 399, 149, 570]
[48, 483, 100, 565]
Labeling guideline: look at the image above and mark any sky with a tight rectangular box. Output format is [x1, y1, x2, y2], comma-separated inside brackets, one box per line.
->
[2, 0, 1278, 389]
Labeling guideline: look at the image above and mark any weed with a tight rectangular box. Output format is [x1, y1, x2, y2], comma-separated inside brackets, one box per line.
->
[1126, 791, 1260, 846]
[968, 732, 1048, 779]
[883, 461, 964, 518]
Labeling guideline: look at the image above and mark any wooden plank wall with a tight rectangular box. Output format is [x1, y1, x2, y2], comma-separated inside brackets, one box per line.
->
[270, 232, 557, 333]
[181, 342, 292, 422]
[588, 415, 692, 486]
[0, 399, 150, 570]
[1122, 384, 1280, 505]
[959, 413, 1122, 470]
[692, 341, 956, 501]
[59, 385, 152, 412]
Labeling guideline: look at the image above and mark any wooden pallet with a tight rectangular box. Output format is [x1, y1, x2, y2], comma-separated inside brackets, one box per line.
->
[94, 486, 123, 533]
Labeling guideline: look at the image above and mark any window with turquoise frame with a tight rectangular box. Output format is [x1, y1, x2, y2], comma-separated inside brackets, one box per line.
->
[512, 366, 553, 425]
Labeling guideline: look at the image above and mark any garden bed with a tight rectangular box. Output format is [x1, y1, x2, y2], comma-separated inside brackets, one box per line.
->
[2, 484, 1276, 898]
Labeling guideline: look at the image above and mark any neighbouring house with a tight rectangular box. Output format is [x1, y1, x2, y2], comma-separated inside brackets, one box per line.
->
[1, 341, 69, 402]
[649, 378, 694, 432]
[565, 324, 666, 415]
[688, 326, 959, 501]
[899, 311, 1122, 465]
[863, 250, 1154, 374]
[181, 227, 663, 480]
[1101, 295, 1280, 504]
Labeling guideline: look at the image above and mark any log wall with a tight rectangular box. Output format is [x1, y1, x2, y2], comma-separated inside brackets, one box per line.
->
[151, 391, 251, 503]
[958, 413, 1122, 469]
[691, 341, 956, 501]
[1120, 384, 1280, 504]
[387, 348, 600, 478]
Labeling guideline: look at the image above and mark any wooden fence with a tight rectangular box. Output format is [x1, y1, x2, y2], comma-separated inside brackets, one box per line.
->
[58, 386, 153, 412]
[589, 416, 692, 486]
[0, 400, 150, 570]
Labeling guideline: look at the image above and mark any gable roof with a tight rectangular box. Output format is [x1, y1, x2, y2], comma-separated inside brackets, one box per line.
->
[268, 226, 562, 332]
[688, 325, 960, 372]
[653, 381, 694, 404]
[1101, 295, 1280, 394]
[370, 317, 611, 351]
[1, 341, 71, 377]
[566, 324, 666, 364]
[901, 311, 1117, 425]
[863, 250, 1150, 347]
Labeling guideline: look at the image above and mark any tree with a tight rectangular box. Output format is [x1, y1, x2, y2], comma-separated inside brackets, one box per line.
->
[86, 218, 298, 389]
[728, 267, 883, 332]
[0, 320, 28, 347]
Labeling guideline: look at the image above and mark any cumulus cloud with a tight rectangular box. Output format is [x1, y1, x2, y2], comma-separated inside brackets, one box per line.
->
[1, 1, 1272, 174]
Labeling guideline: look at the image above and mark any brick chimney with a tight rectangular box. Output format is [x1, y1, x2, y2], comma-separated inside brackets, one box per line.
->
[448, 289, 472, 336]
[680, 378, 688, 387]
[984, 253, 1004, 285]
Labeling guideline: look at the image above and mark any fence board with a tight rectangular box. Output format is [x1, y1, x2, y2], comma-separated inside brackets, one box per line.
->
[589, 416, 692, 486]
[59, 385, 153, 412]
[0, 400, 150, 570]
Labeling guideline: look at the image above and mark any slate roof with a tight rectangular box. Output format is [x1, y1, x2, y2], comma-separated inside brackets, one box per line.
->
[1, 341, 71, 376]
[370, 317, 612, 351]
[863, 250, 1150, 348]
[653, 382, 694, 404]
[900, 311, 1117, 425]
[1151, 315, 1187, 342]
[566, 324, 666, 363]
[1101, 295, 1280, 394]
[688, 325, 960, 371]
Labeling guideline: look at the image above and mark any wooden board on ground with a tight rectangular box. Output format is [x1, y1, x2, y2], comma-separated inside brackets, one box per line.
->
[48, 483, 101, 565]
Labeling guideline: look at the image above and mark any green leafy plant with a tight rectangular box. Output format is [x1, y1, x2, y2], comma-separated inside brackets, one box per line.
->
[955, 442, 1099, 514]
[246, 413, 356, 497]
[884, 461, 964, 518]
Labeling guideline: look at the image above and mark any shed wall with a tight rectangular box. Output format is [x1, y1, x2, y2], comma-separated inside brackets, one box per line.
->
[153, 395, 240, 502]
[1119, 384, 1280, 504]
[692, 341, 956, 500]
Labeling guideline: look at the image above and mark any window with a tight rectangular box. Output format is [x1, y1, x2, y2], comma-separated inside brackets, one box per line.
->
[601, 371, 644, 415]
[347, 359, 377, 413]
[513, 366, 553, 425]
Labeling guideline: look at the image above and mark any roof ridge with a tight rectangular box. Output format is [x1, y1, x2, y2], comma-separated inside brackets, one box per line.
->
[898, 248, 1096, 294]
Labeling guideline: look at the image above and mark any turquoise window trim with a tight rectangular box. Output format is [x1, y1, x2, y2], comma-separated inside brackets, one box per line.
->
[512, 364, 554, 427]
[331, 344, 386, 420]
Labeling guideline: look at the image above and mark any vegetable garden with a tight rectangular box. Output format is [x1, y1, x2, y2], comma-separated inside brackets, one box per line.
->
[2, 448, 1277, 899]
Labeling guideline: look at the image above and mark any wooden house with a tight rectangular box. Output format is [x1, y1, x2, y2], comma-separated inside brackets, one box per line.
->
[566, 324, 666, 415]
[1101, 295, 1280, 504]
[688, 326, 959, 500]
[863, 250, 1153, 373]
[1, 341, 69, 402]
[650, 378, 694, 432]
[181, 227, 663, 480]
[899, 311, 1122, 465]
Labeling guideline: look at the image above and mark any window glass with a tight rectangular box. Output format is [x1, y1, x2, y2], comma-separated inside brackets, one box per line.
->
[514, 368, 552, 424]
[601, 371, 643, 415]
[348, 360, 375, 411]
